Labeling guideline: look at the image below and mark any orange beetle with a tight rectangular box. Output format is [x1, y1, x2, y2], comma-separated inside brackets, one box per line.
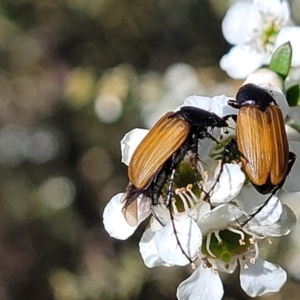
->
[124, 106, 229, 213]
[228, 84, 296, 221]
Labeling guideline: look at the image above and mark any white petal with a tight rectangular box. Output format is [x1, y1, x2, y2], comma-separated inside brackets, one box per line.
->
[283, 141, 300, 192]
[103, 193, 141, 240]
[120, 128, 148, 165]
[288, 106, 300, 124]
[207, 163, 245, 204]
[181, 95, 214, 112]
[181, 94, 235, 117]
[240, 258, 287, 297]
[286, 125, 300, 142]
[215, 257, 238, 274]
[177, 264, 224, 300]
[249, 204, 296, 236]
[275, 27, 300, 67]
[198, 136, 219, 158]
[139, 228, 173, 267]
[198, 204, 243, 235]
[236, 185, 282, 224]
[286, 67, 300, 89]
[220, 46, 267, 79]
[194, 200, 211, 221]
[222, 3, 262, 45]
[244, 68, 284, 89]
[211, 95, 239, 117]
[258, 83, 289, 117]
[253, 0, 291, 23]
[156, 216, 202, 266]
[235, 185, 266, 214]
[249, 195, 282, 226]
[150, 205, 170, 232]
[236, 188, 282, 226]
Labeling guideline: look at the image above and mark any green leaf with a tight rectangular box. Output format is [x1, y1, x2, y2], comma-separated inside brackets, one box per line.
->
[286, 84, 300, 106]
[269, 42, 292, 81]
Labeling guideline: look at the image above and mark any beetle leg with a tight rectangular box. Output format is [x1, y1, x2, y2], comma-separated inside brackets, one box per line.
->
[167, 165, 197, 264]
[161, 152, 197, 264]
[203, 132, 241, 163]
[218, 137, 248, 164]
[165, 145, 189, 206]
[168, 205, 195, 264]
[222, 114, 237, 134]
[203, 154, 227, 203]
[203, 131, 230, 153]
[150, 206, 165, 226]
[241, 151, 296, 226]
[223, 113, 237, 123]
[165, 168, 176, 207]
[286, 151, 297, 178]
[150, 166, 168, 205]
[190, 132, 205, 193]
[202, 138, 245, 202]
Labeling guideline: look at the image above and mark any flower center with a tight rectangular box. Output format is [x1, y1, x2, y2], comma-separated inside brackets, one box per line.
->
[202, 229, 252, 263]
[259, 19, 281, 53]
[163, 161, 203, 212]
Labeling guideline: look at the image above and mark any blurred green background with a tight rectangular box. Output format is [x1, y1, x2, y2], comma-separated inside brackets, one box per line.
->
[0, 0, 300, 299]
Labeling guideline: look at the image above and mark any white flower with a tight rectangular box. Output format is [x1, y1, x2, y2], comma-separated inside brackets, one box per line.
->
[139, 185, 295, 300]
[139, 162, 246, 267]
[175, 199, 295, 300]
[243, 68, 284, 89]
[220, 0, 300, 79]
[103, 193, 151, 240]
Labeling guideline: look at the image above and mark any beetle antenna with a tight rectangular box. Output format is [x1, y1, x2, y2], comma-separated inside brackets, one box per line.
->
[168, 202, 195, 264]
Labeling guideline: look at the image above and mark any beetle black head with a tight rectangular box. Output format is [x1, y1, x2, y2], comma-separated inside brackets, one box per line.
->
[236, 83, 277, 111]
[171, 106, 228, 129]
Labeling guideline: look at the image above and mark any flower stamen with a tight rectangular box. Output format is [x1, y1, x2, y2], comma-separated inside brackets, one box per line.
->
[206, 233, 217, 258]
[214, 230, 223, 245]
[172, 198, 179, 215]
[227, 226, 245, 241]
[175, 185, 199, 212]
[250, 257, 256, 264]
[187, 185, 199, 204]
[253, 242, 259, 260]
[212, 268, 219, 275]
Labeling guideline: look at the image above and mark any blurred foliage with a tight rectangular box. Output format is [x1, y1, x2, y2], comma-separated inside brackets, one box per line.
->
[0, 0, 299, 300]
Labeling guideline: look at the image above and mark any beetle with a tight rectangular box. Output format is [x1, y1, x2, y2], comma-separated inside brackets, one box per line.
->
[123, 106, 229, 223]
[228, 83, 296, 222]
